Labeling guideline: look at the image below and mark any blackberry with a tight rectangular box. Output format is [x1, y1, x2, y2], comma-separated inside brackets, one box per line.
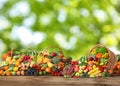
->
[25, 67, 39, 76]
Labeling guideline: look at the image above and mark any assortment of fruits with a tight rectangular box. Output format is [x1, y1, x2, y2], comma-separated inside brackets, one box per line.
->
[112, 55, 120, 74]
[0, 44, 118, 78]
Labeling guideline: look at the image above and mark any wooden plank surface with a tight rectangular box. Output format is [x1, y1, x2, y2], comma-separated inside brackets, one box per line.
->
[0, 76, 120, 86]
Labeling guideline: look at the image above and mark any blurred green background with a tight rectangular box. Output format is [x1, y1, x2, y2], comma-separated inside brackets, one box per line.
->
[0, 0, 120, 60]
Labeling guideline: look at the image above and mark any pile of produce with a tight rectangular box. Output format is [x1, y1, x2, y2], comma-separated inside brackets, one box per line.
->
[0, 44, 118, 78]
[112, 55, 120, 74]
[0, 48, 72, 76]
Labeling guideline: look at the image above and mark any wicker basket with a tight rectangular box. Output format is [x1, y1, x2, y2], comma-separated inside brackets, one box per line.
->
[89, 44, 117, 70]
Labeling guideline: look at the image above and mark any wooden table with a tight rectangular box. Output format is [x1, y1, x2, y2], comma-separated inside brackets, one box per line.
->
[0, 76, 120, 86]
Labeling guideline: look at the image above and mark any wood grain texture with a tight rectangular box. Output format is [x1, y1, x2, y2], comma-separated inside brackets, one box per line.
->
[0, 76, 120, 86]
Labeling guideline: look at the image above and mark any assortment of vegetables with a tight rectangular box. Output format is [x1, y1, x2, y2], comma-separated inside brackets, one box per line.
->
[0, 44, 118, 78]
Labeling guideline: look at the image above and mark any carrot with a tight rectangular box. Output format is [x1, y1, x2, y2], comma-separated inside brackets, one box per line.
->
[96, 53, 103, 59]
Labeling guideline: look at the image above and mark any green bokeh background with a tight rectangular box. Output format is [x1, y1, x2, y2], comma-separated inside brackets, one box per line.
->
[0, 0, 120, 60]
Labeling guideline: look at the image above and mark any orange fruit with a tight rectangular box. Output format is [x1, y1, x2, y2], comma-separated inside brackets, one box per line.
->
[117, 65, 120, 69]
[17, 59, 22, 63]
[6, 71, 11, 76]
[0, 70, 4, 75]
[1, 53, 8, 60]
[4, 66, 9, 70]
[45, 68, 51, 73]
[15, 61, 20, 67]
[41, 66, 46, 71]
[108, 69, 113, 74]
[117, 62, 120, 65]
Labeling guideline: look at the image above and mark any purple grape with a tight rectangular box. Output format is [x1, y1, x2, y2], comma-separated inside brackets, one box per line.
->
[88, 57, 93, 61]
[94, 57, 98, 61]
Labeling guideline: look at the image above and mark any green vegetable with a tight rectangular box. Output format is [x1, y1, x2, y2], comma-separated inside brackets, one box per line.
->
[40, 64, 48, 68]
[100, 58, 108, 64]
[101, 72, 110, 77]
[79, 56, 88, 66]
[51, 56, 60, 64]
[82, 73, 89, 78]
[95, 46, 107, 54]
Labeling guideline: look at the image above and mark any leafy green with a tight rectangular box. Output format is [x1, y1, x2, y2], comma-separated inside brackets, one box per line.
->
[95, 47, 107, 54]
